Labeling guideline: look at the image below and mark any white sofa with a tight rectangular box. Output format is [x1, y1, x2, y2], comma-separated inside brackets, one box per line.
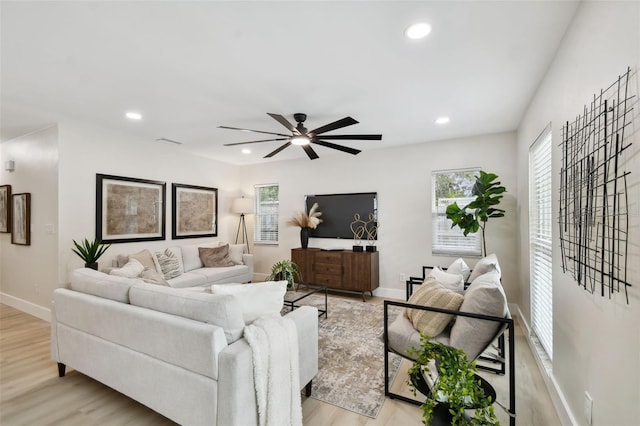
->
[51, 268, 319, 425]
[110, 241, 254, 288]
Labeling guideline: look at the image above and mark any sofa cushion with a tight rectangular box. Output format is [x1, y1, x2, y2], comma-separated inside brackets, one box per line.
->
[156, 248, 183, 279]
[181, 242, 219, 272]
[199, 245, 234, 267]
[405, 276, 464, 337]
[110, 258, 145, 278]
[211, 281, 287, 324]
[70, 267, 142, 303]
[468, 253, 501, 283]
[446, 257, 471, 282]
[450, 269, 507, 360]
[141, 269, 169, 286]
[428, 267, 464, 294]
[166, 271, 210, 288]
[129, 282, 245, 344]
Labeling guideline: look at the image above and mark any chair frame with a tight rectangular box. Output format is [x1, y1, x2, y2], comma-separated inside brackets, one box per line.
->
[383, 299, 516, 426]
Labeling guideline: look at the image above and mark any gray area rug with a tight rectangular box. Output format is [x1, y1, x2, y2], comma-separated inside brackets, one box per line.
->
[285, 293, 402, 418]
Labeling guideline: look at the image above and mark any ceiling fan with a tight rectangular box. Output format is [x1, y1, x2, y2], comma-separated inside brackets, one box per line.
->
[219, 113, 382, 160]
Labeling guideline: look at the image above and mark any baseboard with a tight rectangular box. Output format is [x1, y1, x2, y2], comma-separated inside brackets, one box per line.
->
[372, 287, 405, 300]
[0, 292, 51, 322]
[514, 305, 577, 426]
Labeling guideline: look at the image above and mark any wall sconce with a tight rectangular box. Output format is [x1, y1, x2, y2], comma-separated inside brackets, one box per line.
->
[4, 160, 15, 172]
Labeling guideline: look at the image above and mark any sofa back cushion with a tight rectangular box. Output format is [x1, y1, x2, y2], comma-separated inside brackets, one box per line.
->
[181, 243, 219, 272]
[70, 268, 142, 303]
[129, 282, 245, 344]
[211, 281, 287, 324]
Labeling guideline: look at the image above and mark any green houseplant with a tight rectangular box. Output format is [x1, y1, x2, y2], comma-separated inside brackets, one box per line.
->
[445, 170, 506, 256]
[267, 259, 302, 290]
[407, 334, 499, 425]
[72, 237, 111, 270]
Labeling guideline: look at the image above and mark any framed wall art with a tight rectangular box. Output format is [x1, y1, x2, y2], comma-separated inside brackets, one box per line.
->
[96, 174, 166, 243]
[172, 183, 218, 239]
[0, 184, 11, 233]
[11, 192, 30, 245]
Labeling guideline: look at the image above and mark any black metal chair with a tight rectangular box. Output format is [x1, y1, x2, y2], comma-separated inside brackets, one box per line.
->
[383, 297, 516, 425]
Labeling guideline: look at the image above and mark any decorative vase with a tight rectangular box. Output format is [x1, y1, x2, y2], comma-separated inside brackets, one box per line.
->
[300, 228, 310, 249]
[85, 262, 98, 270]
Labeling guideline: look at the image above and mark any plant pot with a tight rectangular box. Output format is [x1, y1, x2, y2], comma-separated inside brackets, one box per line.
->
[85, 262, 98, 270]
[300, 228, 310, 249]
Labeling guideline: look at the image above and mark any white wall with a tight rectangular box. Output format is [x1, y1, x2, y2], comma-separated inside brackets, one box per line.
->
[0, 126, 59, 318]
[516, 1, 640, 425]
[240, 131, 518, 301]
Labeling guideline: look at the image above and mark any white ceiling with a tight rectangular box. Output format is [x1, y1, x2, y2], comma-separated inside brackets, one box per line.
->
[1, 1, 579, 165]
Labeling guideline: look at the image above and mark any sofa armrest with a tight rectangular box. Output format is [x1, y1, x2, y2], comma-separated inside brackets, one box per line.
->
[242, 253, 254, 279]
[284, 305, 319, 389]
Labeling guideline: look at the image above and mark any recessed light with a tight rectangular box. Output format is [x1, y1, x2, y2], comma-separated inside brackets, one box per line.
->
[405, 22, 431, 40]
[125, 111, 142, 120]
[242, 148, 251, 154]
[435, 116, 450, 125]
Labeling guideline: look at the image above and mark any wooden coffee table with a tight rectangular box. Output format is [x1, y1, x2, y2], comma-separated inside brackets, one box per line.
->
[283, 283, 327, 318]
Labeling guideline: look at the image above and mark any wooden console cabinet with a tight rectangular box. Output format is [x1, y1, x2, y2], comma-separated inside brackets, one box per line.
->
[291, 248, 379, 301]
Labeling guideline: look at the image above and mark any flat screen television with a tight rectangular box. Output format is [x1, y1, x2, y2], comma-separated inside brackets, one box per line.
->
[304, 192, 377, 239]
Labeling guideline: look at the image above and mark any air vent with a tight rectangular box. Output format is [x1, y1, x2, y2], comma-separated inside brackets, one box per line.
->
[155, 138, 183, 145]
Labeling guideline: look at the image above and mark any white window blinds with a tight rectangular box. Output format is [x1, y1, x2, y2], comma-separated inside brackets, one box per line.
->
[254, 184, 279, 244]
[529, 125, 553, 359]
[432, 169, 482, 256]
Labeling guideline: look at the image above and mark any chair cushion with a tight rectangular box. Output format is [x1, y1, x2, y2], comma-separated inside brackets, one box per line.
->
[446, 257, 471, 282]
[468, 253, 501, 282]
[388, 313, 451, 361]
[428, 267, 464, 294]
[450, 269, 507, 360]
[405, 276, 464, 337]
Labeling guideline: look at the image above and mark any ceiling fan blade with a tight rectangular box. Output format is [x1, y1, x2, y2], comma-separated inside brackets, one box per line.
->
[313, 140, 361, 155]
[218, 125, 290, 137]
[310, 117, 358, 135]
[301, 144, 319, 160]
[264, 142, 292, 158]
[224, 138, 289, 146]
[267, 113, 299, 134]
[316, 134, 382, 140]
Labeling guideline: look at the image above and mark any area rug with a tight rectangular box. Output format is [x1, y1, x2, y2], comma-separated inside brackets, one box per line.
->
[285, 294, 402, 418]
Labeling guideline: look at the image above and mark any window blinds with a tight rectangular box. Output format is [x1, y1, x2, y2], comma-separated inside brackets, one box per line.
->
[254, 184, 279, 243]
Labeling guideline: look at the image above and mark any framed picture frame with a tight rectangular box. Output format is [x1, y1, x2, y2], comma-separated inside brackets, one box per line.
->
[11, 193, 30, 245]
[96, 174, 166, 243]
[0, 185, 11, 233]
[172, 183, 218, 239]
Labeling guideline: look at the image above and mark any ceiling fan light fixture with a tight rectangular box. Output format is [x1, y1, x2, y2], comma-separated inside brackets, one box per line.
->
[405, 22, 431, 40]
[291, 135, 310, 146]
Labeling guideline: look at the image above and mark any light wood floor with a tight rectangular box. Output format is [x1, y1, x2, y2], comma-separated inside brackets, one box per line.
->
[0, 297, 560, 425]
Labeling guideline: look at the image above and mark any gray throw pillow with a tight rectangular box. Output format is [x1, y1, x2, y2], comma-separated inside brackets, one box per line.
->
[199, 245, 234, 267]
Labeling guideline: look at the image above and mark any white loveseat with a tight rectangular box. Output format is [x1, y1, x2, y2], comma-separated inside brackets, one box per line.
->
[109, 241, 254, 288]
[51, 268, 319, 425]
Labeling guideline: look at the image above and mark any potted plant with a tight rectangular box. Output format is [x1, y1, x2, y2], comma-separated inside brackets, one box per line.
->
[407, 334, 499, 425]
[267, 259, 302, 290]
[445, 170, 506, 256]
[72, 237, 111, 270]
[288, 202, 322, 248]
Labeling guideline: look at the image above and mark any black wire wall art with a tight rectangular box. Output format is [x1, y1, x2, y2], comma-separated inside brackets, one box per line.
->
[559, 67, 636, 304]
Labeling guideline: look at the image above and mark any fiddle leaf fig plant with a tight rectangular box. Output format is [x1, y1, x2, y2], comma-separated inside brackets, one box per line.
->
[407, 334, 499, 425]
[446, 170, 506, 256]
[267, 260, 302, 290]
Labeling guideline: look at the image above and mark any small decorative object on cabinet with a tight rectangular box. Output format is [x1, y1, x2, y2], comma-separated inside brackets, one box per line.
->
[350, 213, 366, 251]
[267, 259, 302, 290]
[365, 213, 379, 252]
[72, 237, 111, 270]
[288, 202, 322, 249]
[291, 248, 379, 301]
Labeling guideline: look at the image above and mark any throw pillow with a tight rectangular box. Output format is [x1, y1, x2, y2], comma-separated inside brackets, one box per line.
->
[405, 276, 464, 337]
[468, 253, 501, 283]
[225, 243, 245, 265]
[450, 269, 507, 360]
[129, 249, 158, 272]
[211, 281, 287, 324]
[156, 249, 183, 280]
[109, 258, 145, 278]
[140, 268, 169, 286]
[446, 258, 471, 282]
[199, 245, 234, 267]
[428, 267, 464, 294]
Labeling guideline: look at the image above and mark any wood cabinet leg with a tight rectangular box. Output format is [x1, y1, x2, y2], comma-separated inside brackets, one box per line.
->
[305, 380, 312, 397]
[57, 363, 66, 377]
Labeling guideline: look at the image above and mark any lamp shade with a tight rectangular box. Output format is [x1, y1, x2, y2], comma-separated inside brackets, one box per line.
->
[231, 197, 254, 214]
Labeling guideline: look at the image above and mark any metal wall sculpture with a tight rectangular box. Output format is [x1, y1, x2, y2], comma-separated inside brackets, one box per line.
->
[559, 67, 635, 303]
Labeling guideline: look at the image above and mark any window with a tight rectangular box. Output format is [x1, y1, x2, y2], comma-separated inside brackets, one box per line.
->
[529, 125, 553, 359]
[432, 168, 482, 256]
[254, 184, 279, 244]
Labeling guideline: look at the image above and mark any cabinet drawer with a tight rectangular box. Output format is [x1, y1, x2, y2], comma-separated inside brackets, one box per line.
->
[313, 263, 342, 275]
[314, 252, 342, 263]
[314, 273, 342, 287]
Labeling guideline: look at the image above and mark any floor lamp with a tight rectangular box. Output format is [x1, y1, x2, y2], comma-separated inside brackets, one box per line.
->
[231, 197, 254, 254]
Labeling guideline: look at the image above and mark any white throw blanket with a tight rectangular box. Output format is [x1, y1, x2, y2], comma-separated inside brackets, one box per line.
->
[244, 316, 302, 426]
